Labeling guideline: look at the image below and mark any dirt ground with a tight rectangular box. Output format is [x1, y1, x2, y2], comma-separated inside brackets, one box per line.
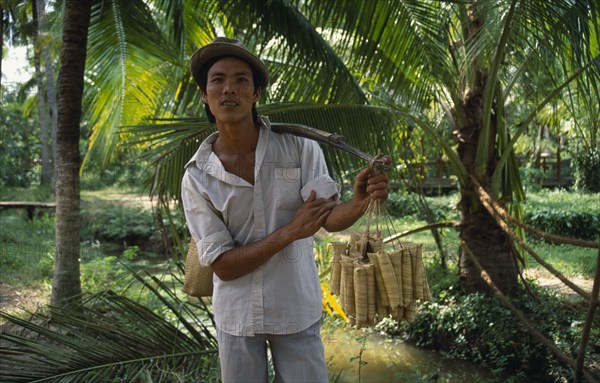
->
[522, 268, 595, 300]
[0, 282, 49, 314]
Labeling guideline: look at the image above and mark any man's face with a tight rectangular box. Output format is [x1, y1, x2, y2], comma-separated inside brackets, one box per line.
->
[203, 57, 261, 124]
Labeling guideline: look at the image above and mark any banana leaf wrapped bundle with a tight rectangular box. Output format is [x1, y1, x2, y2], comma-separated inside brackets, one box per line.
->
[328, 202, 432, 327]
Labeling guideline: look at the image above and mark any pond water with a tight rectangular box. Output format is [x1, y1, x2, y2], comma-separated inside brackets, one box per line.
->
[322, 326, 495, 383]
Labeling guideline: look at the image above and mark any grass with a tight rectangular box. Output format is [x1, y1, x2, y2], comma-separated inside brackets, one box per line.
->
[524, 189, 600, 214]
[524, 240, 598, 278]
[0, 213, 55, 286]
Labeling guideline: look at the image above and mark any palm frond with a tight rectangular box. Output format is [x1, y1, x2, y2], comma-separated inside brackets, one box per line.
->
[0, 270, 218, 383]
[121, 102, 404, 203]
[120, 117, 214, 202]
[211, 0, 368, 104]
[494, 54, 600, 181]
[83, 0, 179, 167]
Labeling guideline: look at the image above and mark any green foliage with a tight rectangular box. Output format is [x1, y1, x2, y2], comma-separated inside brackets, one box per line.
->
[80, 205, 163, 252]
[523, 209, 600, 241]
[385, 192, 421, 217]
[0, 213, 55, 285]
[519, 166, 545, 193]
[80, 255, 129, 292]
[80, 152, 150, 191]
[376, 286, 600, 382]
[0, 90, 41, 187]
[573, 147, 600, 192]
[382, 191, 458, 221]
[122, 245, 141, 260]
[0, 273, 219, 382]
[522, 189, 600, 241]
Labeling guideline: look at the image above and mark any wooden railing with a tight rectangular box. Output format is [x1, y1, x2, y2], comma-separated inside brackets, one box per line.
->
[399, 154, 574, 194]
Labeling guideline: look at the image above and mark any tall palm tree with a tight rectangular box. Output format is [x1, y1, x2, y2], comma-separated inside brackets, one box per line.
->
[83, 0, 599, 296]
[32, 0, 52, 185]
[51, 0, 92, 306]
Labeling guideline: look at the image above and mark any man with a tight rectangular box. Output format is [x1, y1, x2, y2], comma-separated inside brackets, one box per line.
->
[182, 37, 389, 383]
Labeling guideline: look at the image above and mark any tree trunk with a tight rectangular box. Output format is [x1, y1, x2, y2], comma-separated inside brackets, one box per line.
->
[1, 8, 4, 85]
[32, 0, 53, 185]
[456, 71, 519, 296]
[51, 0, 92, 307]
[37, 0, 58, 189]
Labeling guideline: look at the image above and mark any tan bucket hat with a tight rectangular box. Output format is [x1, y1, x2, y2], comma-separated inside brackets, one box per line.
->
[190, 37, 269, 91]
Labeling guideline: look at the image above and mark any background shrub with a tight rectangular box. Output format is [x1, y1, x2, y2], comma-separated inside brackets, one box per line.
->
[377, 287, 599, 381]
[381, 192, 458, 221]
[573, 147, 600, 192]
[385, 193, 421, 217]
[523, 209, 600, 241]
[80, 206, 163, 252]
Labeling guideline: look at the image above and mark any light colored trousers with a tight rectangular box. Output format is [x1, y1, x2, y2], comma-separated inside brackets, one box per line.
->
[216, 321, 328, 383]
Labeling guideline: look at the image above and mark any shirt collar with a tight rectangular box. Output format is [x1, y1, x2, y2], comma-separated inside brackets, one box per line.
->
[185, 115, 272, 169]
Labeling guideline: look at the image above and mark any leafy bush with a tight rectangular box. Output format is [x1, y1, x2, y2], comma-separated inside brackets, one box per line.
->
[522, 190, 600, 241]
[523, 209, 600, 241]
[573, 147, 600, 192]
[406, 293, 544, 374]
[383, 192, 458, 221]
[80, 255, 129, 292]
[376, 286, 600, 382]
[81, 206, 163, 252]
[386, 192, 421, 217]
[519, 166, 545, 193]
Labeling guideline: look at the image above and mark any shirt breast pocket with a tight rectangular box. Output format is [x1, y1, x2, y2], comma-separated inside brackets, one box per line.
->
[274, 167, 302, 210]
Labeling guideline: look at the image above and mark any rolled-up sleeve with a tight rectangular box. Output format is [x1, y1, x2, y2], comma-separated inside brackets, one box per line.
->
[181, 169, 235, 266]
[299, 139, 341, 201]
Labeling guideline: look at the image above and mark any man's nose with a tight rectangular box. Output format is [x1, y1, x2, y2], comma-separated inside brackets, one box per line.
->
[223, 80, 236, 94]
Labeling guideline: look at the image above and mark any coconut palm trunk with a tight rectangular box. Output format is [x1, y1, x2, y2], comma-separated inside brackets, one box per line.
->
[452, 6, 520, 295]
[455, 75, 518, 295]
[51, 0, 92, 306]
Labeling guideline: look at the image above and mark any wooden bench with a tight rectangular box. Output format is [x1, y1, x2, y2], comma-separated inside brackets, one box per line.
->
[0, 201, 56, 219]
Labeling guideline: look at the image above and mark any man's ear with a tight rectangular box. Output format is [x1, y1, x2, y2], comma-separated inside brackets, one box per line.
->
[202, 92, 208, 103]
[253, 88, 262, 101]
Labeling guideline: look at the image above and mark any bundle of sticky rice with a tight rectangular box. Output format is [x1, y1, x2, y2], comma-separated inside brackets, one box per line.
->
[329, 233, 432, 328]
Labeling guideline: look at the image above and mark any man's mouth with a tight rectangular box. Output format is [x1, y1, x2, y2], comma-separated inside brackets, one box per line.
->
[221, 99, 238, 106]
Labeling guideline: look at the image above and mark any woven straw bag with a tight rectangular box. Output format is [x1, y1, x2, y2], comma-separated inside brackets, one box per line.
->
[182, 239, 214, 297]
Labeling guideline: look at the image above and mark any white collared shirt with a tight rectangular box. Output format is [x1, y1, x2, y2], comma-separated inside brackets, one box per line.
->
[181, 116, 340, 336]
